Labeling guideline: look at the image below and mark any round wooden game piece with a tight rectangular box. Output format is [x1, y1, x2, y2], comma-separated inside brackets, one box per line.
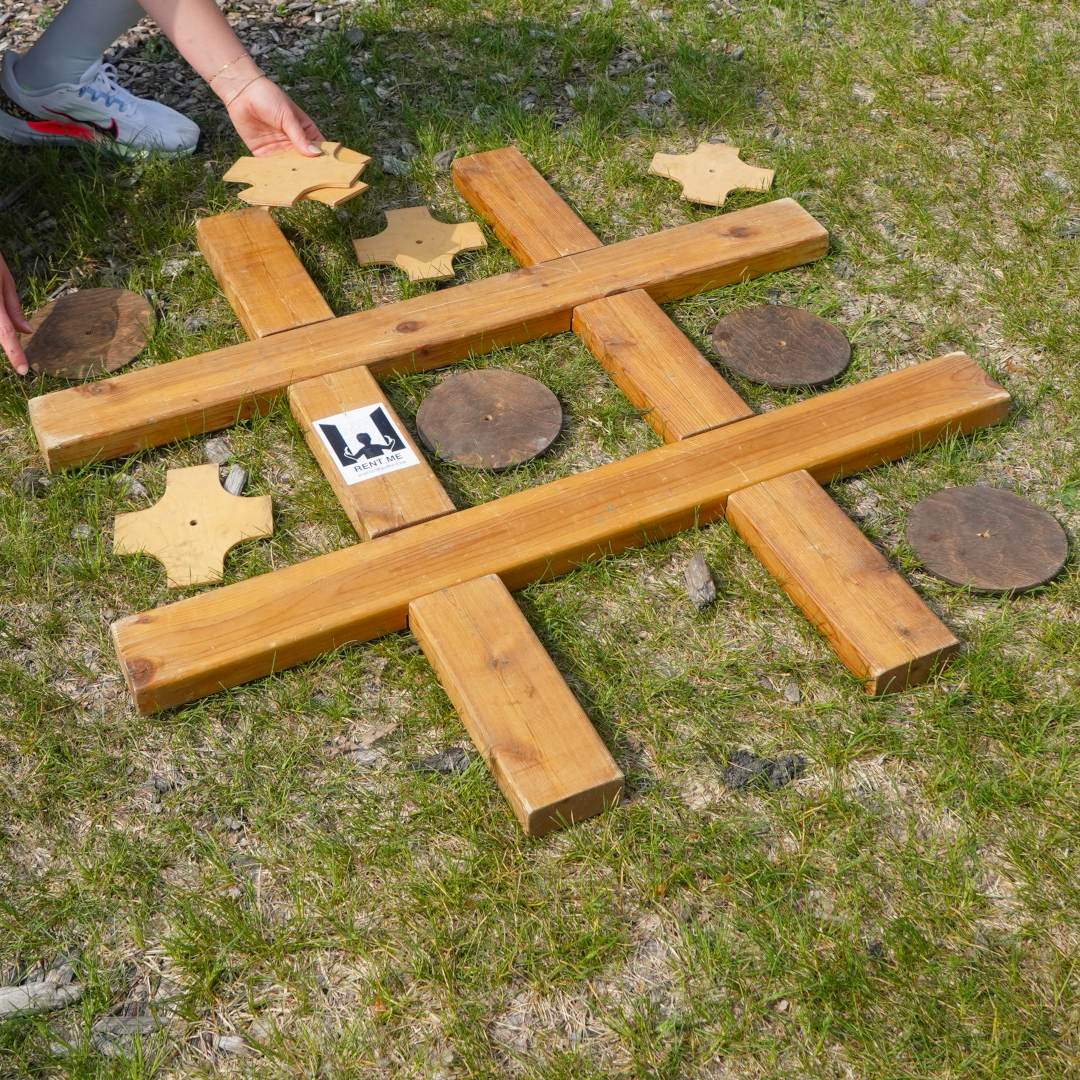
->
[415, 369, 562, 470]
[711, 304, 851, 387]
[906, 486, 1068, 594]
[23, 288, 153, 379]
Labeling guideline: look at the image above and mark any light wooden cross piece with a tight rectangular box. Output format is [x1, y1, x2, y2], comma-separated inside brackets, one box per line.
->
[27, 149, 1010, 836]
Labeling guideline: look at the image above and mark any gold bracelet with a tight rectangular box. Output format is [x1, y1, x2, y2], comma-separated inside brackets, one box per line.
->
[206, 52, 249, 84]
[223, 72, 267, 107]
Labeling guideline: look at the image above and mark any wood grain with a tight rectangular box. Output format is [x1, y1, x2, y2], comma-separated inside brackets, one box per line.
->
[726, 470, 960, 693]
[906, 486, 1068, 594]
[196, 208, 335, 341]
[113, 464, 273, 588]
[288, 366, 455, 540]
[415, 369, 562, 470]
[110, 353, 1008, 714]
[453, 147, 753, 440]
[712, 304, 851, 387]
[32, 198, 828, 472]
[573, 291, 753, 441]
[452, 147, 602, 266]
[410, 575, 624, 835]
[23, 288, 152, 379]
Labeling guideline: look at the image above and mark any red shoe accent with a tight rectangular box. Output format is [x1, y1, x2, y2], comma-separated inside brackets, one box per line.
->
[29, 118, 96, 141]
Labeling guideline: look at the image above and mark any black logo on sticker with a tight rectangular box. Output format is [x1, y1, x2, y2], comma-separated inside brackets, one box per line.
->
[318, 406, 407, 467]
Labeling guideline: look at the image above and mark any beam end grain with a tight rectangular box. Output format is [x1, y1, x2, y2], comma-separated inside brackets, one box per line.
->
[725, 470, 961, 694]
[111, 353, 1007, 714]
[288, 367, 455, 540]
[196, 208, 334, 339]
[409, 575, 623, 836]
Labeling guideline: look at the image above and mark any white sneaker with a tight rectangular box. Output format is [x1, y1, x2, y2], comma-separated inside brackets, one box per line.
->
[0, 52, 200, 157]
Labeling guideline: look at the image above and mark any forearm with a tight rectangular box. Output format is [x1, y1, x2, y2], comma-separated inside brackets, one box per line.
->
[135, 0, 261, 104]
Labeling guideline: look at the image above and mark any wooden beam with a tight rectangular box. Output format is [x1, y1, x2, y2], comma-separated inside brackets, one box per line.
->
[288, 366, 455, 540]
[573, 291, 753, 441]
[453, 146, 753, 441]
[726, 470, 960, 694]
[196, 208, 334, 339]
[29, 198, 827, 472]
[111, 353, 1007, 714]
[409, 575, 624, 835]
[452, 147, 602, 266]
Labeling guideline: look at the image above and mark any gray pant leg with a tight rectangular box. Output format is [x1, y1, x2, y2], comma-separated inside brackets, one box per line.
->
[15, 0, 145, 89]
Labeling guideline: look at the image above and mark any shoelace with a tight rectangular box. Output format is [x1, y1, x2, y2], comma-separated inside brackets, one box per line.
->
[76, 64, 137, 115]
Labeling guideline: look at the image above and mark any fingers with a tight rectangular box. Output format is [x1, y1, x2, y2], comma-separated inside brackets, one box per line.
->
[0, 259, 30, 375]
[284, 109, 322, 156]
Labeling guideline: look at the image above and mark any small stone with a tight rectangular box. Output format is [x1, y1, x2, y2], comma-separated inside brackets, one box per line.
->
[13, 468, 51, 497]
[651, 89, 673, 105]
[150, 774, 172, 794]
[433, 148, 457, 171]
[783, 679, 801, 704]
[223, 465, 248, 496]
[722, 748, 806, 791]
[416, 747, 470, 775]
[1055, 219, 1080, 239]
[223, 816, 244, 832]
[683, 551, 717, 610]
[160, 257, 189, 278]
[203, 437, 231, 465]
[726, 44, 745, 60]
[382, 154, 411, 177]
[214, 1034, 248, 1055]
[1042, 169, 1073, 193]
[831, 257, 855, 280]
[346, 27, 365, 45]
[249, 1020, 271, 1041]
[117, 475, 149, 500]
[851, 83, 876, 104]
[183, 313, 209, 333]
[70, 523, 93, 540]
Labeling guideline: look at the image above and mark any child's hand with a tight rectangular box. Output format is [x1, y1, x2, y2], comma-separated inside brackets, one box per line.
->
[226, 77, 324, 158]
[0, 251, 31, 376]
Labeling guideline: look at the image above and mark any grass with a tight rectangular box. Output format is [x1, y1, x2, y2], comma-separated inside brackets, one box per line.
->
[2, 0, 1079, 1075]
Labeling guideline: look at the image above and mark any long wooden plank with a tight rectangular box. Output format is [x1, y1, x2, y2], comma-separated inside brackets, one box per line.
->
[452, 147, 602, 266]
[573, 291, 753, 441]
[454, 146, 753, 441]
[409, 574, 624, 835]
[726, 470, 960, 694]
[288, 367, 455, 540]
[196, 208, 335, 340]
[29, 199, 827, 472]
[111, 353, 1007, 714]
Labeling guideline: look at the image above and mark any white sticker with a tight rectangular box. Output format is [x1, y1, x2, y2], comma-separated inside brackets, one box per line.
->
[312, 403, 420, 486]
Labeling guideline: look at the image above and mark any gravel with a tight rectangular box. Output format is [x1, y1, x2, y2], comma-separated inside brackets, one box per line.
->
[204, 437, 231, 465]
[13, 468, 51, 497]
[415, 747, 471, 775]
[223, 464, 249, 495]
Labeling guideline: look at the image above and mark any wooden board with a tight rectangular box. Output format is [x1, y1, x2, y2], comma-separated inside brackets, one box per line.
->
[223, 142, 366, 207]
[906, 486, 1068, 593]
[23, 288, 152, 379]
[649, 143, 774, 206]
[353, 206, 486, 281]
[110, 352, 1009, 713]
[302, 145, 371, 207]
[452, 147, 602, 267]
[573, 291, 752, 441]
[288, 366, 455, 540]
[415, 369, 562, 469]
[410, 574, 624, 835]
[712, 305, 851, 387]
[196, 208, 335, 340]
[113, 464, 273, 588]
[726, 470, 960, 693]
[31, 198, 829, 472]
[453, 147, 753, 441]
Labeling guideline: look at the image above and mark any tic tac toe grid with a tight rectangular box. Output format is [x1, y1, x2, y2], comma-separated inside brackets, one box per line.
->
[27, 148, 1010, 834]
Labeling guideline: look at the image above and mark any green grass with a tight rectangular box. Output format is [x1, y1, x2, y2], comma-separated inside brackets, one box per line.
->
[2, 0, 1080, 1075]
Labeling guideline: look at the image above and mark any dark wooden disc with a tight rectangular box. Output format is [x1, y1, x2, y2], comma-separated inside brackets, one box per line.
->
[23, 288, 153, 379]
[906, 487, 1068, 593]
[415, 369, 562, 470]
[711, 305, 851, 387]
